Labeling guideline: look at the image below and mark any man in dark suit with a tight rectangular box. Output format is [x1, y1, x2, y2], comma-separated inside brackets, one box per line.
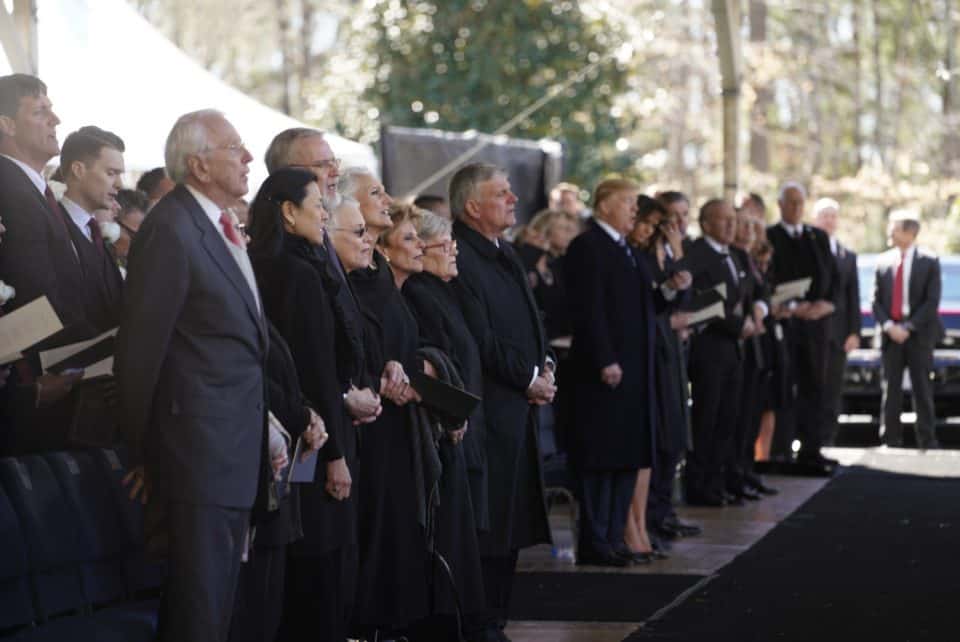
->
[813, 198, 861, 447]
[766, 182, 839, 473]
[116, 110, 267, 642]
[57, 126, 126, 333]
[685, 199, 754, 506]
[0, 74, 92, 341]
[564, 181, 691, 565]
[450, 163, 554, 642]
[873, 210, 943, 449]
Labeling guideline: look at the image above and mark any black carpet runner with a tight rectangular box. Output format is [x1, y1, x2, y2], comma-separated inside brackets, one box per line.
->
[509, 572, 702, 622]
[626, 466, 960, 641]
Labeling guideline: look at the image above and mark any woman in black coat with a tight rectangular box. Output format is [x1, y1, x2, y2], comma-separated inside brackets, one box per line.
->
[402, 209, 487, 633]
[246, 168, 357, 642]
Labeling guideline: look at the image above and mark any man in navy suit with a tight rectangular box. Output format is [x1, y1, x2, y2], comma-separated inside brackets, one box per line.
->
[873, 210, 944, 449]
[116, 110, 267, 642]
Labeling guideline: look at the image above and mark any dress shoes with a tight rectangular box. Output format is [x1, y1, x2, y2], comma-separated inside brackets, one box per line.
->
[663, 515, 703, 537]
[614, 549, 653, 565]
[577, 549, 630, 567]
[796, 452, 838, 477]
[726, 485, 760, 502]
[919, 439, 941, 451]
[648, 529, 674, 551]
[721, 491, 744, 506]
[650, 523, 679, 543]
[744, 474, 779, 496]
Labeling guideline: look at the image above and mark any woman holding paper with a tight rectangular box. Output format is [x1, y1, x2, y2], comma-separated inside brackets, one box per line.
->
[246, 168, 359, 642]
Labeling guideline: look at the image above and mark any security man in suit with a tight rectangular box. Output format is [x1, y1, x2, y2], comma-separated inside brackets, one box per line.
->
[766, 182, 839, 474]
[812, 198, 861, 447]
[58, 126, 126, 333]
[873, 210, 944, 449]
[116, 110, 268, 642]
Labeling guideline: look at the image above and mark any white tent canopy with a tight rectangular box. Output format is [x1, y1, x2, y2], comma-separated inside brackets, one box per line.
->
[1, 0, 378, 191]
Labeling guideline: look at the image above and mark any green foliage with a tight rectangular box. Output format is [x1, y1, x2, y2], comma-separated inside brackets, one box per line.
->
[359, 0, 634, 187]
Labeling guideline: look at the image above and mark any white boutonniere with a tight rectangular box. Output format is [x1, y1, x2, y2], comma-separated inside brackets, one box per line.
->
[100, 220, 122, 245]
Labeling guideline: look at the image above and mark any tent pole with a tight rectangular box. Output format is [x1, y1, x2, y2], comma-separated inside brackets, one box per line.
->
[0, 0, 37, 74]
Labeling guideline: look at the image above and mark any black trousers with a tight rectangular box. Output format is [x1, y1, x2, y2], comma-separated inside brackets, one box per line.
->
[279, 547, 348, 642]
[463, 550, 519, 635]
[228, 544, 286, 642]
[647, 447, 681, 528]
[576, 469, 637, 556]
[823, 345, 848, 447]
[156, 502, 249, 642]
[688, 340, 743, 496]
[881, 337, 937, 446]
[789, 319, 830, 457]
[728, 359, 762, 489]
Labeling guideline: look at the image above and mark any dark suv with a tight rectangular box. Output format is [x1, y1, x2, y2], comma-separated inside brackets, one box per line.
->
[842, 254, 960, 420]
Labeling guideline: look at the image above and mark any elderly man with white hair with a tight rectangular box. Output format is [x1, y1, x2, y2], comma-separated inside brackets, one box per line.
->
[873, 209, 944, 449]
[766, 182, 839, 474]
[115, 109, 267, 642]
[812, 197, 861, 447]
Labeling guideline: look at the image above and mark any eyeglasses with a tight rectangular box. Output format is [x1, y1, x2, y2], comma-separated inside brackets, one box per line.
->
[331, 225, 367, 238]
[204, 141, 247, 154]
[292, 158, 341, 172]
[423, 239, 457, 253]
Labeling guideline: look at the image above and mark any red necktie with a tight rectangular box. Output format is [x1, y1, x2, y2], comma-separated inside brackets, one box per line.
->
[87, 219, 104, 254]
[891, 251, 905, 322]
[219, 211, 245, 248]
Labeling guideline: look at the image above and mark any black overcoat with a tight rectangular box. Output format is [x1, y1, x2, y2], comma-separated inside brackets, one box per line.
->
[251, 236, 354, 555]
[562, 220, 660, 471]
[451, 220, 551, 557]
[403, 271, 490, 532]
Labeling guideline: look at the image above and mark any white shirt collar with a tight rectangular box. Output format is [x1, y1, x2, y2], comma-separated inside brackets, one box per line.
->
[899, 244, 916, 262]
[1, 153, 46, 195]
[185, 184, 224, 229]
[780, 220, 803, 237]
[829, 236, 838, 256]
[594, 217, 623, 243]
[704, 235, 729, 255]
[60, 196, 94, 238]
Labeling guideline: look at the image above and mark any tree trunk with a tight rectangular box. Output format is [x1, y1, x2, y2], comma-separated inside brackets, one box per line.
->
[853, 0, 863, 171]
[872, 0, 884, 168]
[748, 0, 770, 172]
[276, 0, 293, 115]
[944, 0, 960, 175]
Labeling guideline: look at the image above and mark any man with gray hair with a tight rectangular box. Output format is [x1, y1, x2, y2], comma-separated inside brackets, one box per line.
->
[116, 109, 266, 642]
[812, 198, 861, 447]
[873, 210, 943, 449]
[766, 181, 838, 474]
[449, 162, 553, 641]
[264, 127, 340, 205]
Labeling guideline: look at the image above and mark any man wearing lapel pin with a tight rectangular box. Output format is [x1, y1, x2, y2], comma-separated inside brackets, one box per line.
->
[873, 210, 943, 450]
[813, 198, 861, 448]
[684, 199, 755, 506]
[116, 110, 269, 642]
[766, 182, 839, 474]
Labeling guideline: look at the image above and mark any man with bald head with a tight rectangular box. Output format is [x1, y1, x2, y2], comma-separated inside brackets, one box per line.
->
[766, 182, 838, 473]
[684, 199, 755, 506]
[813, 198, 861, 447]
[116, 109, 266, 642]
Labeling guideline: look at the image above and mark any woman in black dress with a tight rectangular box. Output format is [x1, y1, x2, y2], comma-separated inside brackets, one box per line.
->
[246, 168, 356, 642]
